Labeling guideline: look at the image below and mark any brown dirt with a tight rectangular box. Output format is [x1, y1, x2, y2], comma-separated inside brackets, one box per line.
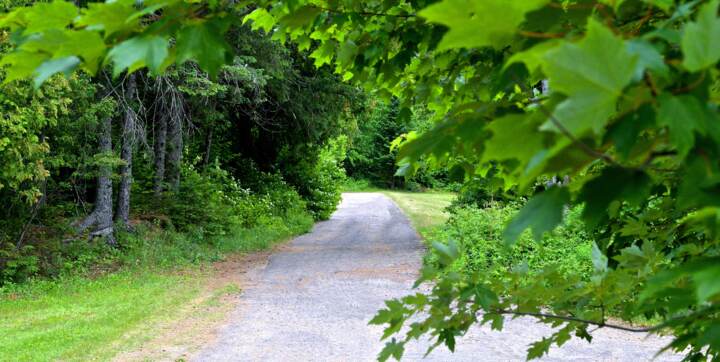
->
[112, 243, 286, 362]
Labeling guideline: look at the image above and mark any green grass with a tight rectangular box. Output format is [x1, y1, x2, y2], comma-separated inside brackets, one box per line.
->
[0, 270, 204, 361]
[0, 215, 313, 361]
[383, 191, 455, 235]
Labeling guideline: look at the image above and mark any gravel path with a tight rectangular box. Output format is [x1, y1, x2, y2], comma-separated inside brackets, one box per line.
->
[195, 193, 680, 362]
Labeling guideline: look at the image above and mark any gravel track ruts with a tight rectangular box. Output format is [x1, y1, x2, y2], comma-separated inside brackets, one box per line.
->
[195, 193, 680, 362]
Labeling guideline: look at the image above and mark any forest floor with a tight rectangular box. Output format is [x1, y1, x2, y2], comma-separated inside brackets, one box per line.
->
[190, 193, 680, 361]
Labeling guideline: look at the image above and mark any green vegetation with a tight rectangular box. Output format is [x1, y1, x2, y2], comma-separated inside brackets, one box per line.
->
[2, 0, 720, 361]
[1, 271, 202, 361]
[0, 5, 349, 358]
[341, 178, 382, 193]
[383, 191, 455, 235]
[0, 207, 311, 361]
[429, 203, 593, 282]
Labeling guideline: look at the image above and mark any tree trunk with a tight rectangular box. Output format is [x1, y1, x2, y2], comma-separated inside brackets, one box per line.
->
[116, 74, 137, 228]
[77, 115, 115, 245]
[167, 116, 183, 192]
[153, 113, 167, 196]
[203, 126, 213, 168]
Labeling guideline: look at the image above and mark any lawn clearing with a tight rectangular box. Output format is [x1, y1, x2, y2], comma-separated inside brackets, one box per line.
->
[382, 191, 455, 235]
[0, 269, 205, 361]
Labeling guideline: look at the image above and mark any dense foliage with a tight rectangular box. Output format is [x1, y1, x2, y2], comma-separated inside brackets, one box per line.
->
[345, 97, 456, 190]
[429, 203, 593, 281]
[2, 0, 720, 360]
[0, 11, 356, 285]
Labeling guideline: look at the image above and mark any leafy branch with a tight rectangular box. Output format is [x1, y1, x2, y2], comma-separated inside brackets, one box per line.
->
[491, 309, 659, 333]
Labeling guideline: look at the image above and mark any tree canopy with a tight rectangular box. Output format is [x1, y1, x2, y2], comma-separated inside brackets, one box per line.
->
[2, 0, 720, 360]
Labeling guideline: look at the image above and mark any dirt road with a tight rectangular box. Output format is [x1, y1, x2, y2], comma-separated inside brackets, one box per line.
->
[195, 193, 679, 362]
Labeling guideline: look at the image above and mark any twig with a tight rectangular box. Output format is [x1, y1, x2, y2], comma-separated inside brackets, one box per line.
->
[672, 71, 706, 94]
[529, 97, 620, 166]
[493, 309, 660, 333]
[15, 200, 41, 249]
[519, 31, 566, 39]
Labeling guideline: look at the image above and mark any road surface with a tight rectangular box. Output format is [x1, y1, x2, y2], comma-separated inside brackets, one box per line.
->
[195, 193, 679, 362]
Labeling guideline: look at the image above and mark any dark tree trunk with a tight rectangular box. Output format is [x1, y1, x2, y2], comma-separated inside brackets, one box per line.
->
[153, 113, 167, 196]
[203, 126, 213, 168]
[153, 76, 184, 194]
[116, 74, 137, 228]
[77, 115, 115, 245]
[167, 115, 183, 192]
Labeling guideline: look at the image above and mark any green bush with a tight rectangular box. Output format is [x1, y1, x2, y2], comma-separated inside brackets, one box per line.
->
[306, 137, 347, 219]
[161, 162, 312, 237]
[282, 137, 347, 220]
[429, 202, 593, 280]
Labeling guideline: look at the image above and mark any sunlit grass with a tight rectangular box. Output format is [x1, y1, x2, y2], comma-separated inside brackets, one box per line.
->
[0, 216, 312, 361]
[0, 270, 204, 361]
[383, 191, 455, 235]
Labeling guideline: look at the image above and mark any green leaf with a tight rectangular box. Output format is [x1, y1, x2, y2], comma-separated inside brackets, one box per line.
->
[22, 0, 77, 35]
[678, 154, 720, 209]
[642, 258, 720, 303]
[699, 323, 720, 349]
[431, 239, 459, 266]
[22, 29, 107, 74]
[243, 8, 276, 33]
[693, 263, 720, 302]
[482, 113, 545, 164]
[605, 104, 656, 159]
[176, 18, 232, 78]
[337, 40, 358, 69]
[279, 6, 321, 28]
[309, 41, 335, 68]
[627, 39, 670, 80]
[418, 0, 549, 51]
[578, 167, 652, 227]
[76, 0, 139, 38]
[60, 30, 106, 73]
[0, 51, 47, 83]
[106, 35, 169, 77]
[541, 19, 637, 135]
[656, 93, 709, 157]
[33, 56, 79, 88]
[378, 339, 405, 362]
[527, 337, 553, 360]
[503, 186, 570, 245]
[505, 40, 560, 76]
[681, 0, 720, 72]
[590, 242, 608, 275]
[643, 0, 673, 13]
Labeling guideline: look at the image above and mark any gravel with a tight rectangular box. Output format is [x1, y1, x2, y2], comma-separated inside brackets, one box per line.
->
[194, 193, 681, 362]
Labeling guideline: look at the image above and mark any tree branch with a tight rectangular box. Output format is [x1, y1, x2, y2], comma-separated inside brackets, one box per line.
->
[531, 99, 620, 166]
[310, 5, 416, 18]
[492, 309, 659, 333]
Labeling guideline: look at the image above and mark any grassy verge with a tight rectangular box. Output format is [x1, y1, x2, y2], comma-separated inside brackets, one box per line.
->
[0, 217, 312, 361]
[382, 191, 455, 236]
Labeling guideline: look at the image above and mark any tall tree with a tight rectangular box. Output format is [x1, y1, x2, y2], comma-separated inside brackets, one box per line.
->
[75, 114, 115, 245]
[115, 73, 138, 228]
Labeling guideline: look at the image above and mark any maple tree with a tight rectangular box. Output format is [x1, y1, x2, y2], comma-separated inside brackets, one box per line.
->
[2, 0, 720, 360]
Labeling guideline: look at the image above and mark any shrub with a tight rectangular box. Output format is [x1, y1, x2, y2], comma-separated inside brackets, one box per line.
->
[429, 202, 593, 280]
[164, 162, 312, 237]
[281, 136, 347, 220]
